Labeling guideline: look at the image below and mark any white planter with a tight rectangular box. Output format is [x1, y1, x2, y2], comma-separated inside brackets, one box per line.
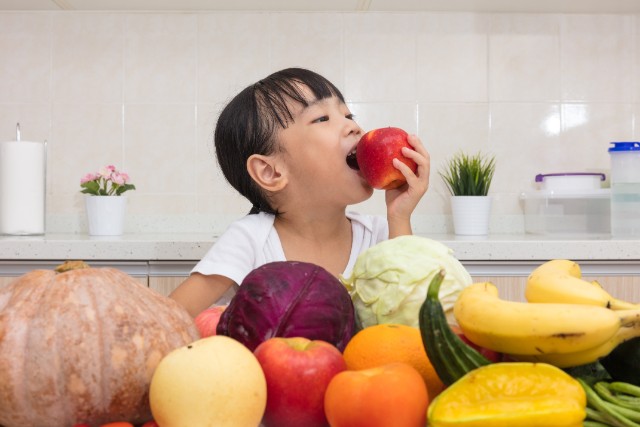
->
[450, 195, 492, 236]
[85, 195, 127, 236]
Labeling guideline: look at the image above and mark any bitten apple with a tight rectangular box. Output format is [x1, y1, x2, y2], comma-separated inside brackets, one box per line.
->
[194, 305, 227, 338]
[356, 127, 417, 190]
[254, 337, 347, 427]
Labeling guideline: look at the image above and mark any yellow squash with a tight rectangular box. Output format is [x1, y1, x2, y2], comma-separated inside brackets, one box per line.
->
[427, 362, 586, 427]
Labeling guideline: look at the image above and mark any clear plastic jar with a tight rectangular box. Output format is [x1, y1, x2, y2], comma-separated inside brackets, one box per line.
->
[608, 142, 640, 237]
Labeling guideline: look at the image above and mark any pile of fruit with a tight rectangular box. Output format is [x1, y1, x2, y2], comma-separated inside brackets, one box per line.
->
[2, 239, 640, 426]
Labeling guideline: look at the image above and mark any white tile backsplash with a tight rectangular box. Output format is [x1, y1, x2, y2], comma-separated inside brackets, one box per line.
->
[0, 13, 52, 104]
[561, 14, 634, 102]
[124, 14, 197, 103]
[489, 14, 561, 102]
[416, 13, 489, 103]
[0, 10, 638, 234]
[344, 13, 417, 102]
[52, 13, 124, 103]
[197, 13, 271, 103]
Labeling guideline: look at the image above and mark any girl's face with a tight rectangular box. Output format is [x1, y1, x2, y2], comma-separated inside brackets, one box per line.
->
[275, 89, 373, 210]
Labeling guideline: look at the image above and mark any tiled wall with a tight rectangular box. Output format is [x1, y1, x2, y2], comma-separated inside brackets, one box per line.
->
[1, 11, 637, 234]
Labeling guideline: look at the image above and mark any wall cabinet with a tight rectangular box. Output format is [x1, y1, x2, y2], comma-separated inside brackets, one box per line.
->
[471, 275, 640, 303]
[2, 259, 639, 304]
[0, 260, 167, 290]
[147, 261, 195, 296]
[467, 261, 640, 303]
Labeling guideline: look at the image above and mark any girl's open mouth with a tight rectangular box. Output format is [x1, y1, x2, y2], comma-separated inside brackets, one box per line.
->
[346, 149, 359, 170]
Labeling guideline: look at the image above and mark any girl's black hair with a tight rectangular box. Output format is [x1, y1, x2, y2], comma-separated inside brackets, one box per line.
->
[214, 68, 345, 215]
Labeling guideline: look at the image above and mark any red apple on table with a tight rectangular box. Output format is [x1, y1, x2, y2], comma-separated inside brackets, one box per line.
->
[194, 305, 227, 338]
[253, 337, 347, 427]
[356, 127, 417, 190]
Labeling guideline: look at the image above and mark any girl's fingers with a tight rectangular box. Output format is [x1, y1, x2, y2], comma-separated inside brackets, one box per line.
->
[401, 146, 430, 166]
[393, 158, 429, 192]
[407, 134, 428, 155]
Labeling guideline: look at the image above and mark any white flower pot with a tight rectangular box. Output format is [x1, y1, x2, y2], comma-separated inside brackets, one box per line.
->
[450, 195, 492, 236]
[85, 195, 127, 236]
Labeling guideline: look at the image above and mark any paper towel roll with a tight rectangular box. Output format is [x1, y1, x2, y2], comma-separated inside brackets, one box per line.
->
[0, 140, 46, 235]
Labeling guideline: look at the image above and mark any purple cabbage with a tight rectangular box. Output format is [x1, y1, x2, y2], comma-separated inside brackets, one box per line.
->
[216, 261, 356, 351]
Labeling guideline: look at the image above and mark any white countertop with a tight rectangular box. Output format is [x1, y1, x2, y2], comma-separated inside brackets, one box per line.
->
[1, 232, 638, 262]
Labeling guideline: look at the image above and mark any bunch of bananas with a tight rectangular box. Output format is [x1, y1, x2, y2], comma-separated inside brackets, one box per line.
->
[453, 260, 640, 368]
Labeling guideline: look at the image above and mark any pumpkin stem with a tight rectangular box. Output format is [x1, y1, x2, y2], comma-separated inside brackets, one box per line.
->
[55, 260, 91, 273]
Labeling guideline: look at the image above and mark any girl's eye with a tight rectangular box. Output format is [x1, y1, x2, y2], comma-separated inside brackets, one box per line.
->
[312, 116, 329, 123]
[346, 114, 356, 120]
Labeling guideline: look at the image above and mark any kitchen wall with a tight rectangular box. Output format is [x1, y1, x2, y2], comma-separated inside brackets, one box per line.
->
[0, 10, 637, 234]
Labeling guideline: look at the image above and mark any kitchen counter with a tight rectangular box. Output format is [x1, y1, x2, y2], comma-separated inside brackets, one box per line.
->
[1, 233, 638, 262]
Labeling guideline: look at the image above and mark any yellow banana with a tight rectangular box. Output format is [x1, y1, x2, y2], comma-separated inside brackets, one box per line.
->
[453, 282, 640, 355]
[526, 259, 640, 310]
[509, 322, 640, 368]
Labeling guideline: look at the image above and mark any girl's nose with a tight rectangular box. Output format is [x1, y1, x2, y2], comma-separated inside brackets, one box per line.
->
[346, 119, 363, 137]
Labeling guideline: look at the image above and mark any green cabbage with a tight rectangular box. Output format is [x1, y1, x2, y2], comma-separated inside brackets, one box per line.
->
[340, 235, 472, 328]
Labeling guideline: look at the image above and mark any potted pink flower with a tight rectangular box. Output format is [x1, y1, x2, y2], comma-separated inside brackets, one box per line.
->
[80, 165, 135, 196]
[80, 165, 135, 236]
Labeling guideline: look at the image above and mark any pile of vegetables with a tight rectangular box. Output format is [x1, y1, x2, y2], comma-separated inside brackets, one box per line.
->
[4, 244, 640, 427]
[420, 266, 640, 427]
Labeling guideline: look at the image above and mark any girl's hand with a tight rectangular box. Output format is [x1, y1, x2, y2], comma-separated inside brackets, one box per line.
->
[385, 134, 430, 237]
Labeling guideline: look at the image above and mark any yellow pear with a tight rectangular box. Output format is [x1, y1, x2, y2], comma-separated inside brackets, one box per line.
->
[149, 335, 267, 427]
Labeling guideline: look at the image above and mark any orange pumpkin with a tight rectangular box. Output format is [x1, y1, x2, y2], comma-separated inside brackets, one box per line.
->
[0, 261, 199, 427]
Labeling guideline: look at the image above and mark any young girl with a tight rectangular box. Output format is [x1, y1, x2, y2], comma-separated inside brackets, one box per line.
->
[170, 68, 430, 317]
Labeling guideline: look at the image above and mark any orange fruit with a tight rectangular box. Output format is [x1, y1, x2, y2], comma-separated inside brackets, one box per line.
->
[324, 362, 429, 427]
[343, 323, 445, 400]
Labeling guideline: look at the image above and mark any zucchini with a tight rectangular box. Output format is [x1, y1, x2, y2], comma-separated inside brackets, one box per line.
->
[419, 269, 491, 386]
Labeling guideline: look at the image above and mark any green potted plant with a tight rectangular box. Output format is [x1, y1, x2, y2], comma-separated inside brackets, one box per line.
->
[439, 152, 496, 235]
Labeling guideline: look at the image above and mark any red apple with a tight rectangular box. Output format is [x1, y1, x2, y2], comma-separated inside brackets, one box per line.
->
[254, 337, 347, 427]
[356, 127, 417, 190]
[450, 324, 503, 363]
[194, 304, 227, 338]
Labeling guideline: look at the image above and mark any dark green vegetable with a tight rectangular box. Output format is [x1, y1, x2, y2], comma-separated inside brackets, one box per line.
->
[564, 360, 611, 383]
[601, 337, 640, 387]
[418, 269, 491, 386]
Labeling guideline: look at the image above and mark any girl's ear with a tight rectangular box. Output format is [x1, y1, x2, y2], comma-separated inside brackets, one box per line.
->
[246, 154, 288, 192]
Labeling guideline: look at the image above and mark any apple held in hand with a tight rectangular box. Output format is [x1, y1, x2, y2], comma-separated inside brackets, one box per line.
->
[356, 127, 417, 190]
[194, 304, 227, 338]
[254, 337, 347, 427]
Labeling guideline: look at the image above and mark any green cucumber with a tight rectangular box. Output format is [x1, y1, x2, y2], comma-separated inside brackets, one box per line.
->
[419, 269, 491, 386]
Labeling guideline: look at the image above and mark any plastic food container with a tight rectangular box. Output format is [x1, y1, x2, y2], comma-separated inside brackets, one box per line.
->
[535, 172, 605, 192]
[521, 172, 610, 236]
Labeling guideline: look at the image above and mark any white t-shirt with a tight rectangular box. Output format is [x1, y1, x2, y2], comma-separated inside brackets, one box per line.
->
[191, 211, 388, 286]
